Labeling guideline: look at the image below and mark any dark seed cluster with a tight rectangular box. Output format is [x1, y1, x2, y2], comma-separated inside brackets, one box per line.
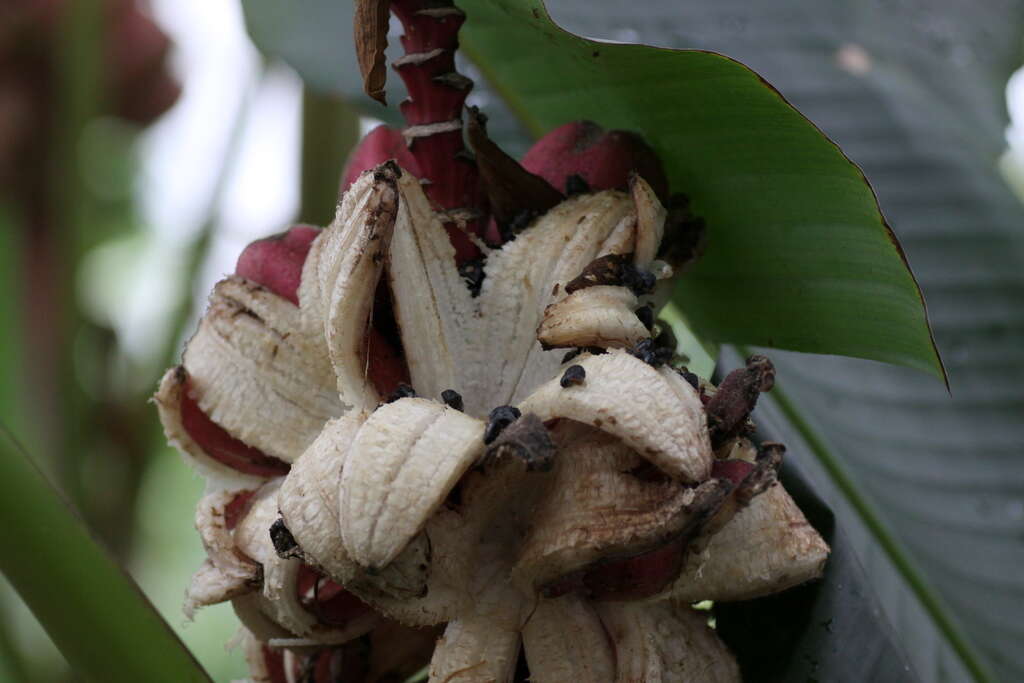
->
[269, 518, 300, 559]
[458, 258, 486, 297]
[676, 368, 701, 391]
[564, 173, 591, 196]
[561, 346, 607, 364]
[634, 304, 655, 330]
[483, 405, 522, 444]
[483, 413, 556, 472]
[565, 254, 625, 293]
[652, 323, 677, 354]
[441, 389, 464, 411]
[659, 192, 707, 269]
[560, 364, 586, 387]
[628, 338, 674, 368]
[620, 263, 656, 296]
[385, 383, 417, 403]
[507, 209, 537, 235]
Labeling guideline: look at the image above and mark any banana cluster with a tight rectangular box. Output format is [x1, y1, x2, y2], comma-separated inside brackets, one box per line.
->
[155, 162, 828, 682]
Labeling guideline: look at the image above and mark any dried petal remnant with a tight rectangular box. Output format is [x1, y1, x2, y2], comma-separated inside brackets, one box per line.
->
[354, 0, 391, 103]
[564, 253, 655, 296]
[466, 106, 563, 235]
[706, 355, 776, 447]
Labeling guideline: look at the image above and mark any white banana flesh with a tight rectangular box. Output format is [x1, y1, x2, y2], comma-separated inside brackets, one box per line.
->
[183, 276, 341, 463]
[671, 483, 830, 603]
[339, 397, 485, 569]
[631, 173, 666, 268]
[520, 349, 712, 482]
[387, 171, 478, 404]
[521, 595, 616, 683]
[298, 164, 400, 413]
[183, 487, 260, 618]
[277, 415, 364, 584]
[596, 601, 741, 683]
[537, 285, 649, 350]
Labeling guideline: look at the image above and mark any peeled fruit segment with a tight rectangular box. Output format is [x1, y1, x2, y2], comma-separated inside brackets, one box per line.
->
[387, 170, 478, 405]
[427, 615, 520, 683]
[184, 488, 260, 618]
[183, 275, 342, 463]
[299, 162, 400, 413]
[278, 416, 365, 584]
[232, 481, 317, 639]
[474, 190, 636, 408]
[671, 483, 830, 603]
[595, 601, 741, 682]
[157, 224, 327, 481]
[521, 595, 616, 683]
[154, 366, 287, 485]
[514, 423, 724, 596]
[631, 174, 666, 267]
[338, 397, 485, 568]
[520, 349, 712, 482]
[427, 563, 524, 683]
[233, 482, 378, 645]
[537, 285, 649, 350]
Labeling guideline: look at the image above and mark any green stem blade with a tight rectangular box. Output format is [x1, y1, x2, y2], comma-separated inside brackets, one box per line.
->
[0, 422, 211, 683]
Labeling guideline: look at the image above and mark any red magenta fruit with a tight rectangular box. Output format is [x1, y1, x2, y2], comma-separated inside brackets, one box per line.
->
[340, 125, 421, 193]
[235, 225, 320, 306]
[521, 120, 668, 200]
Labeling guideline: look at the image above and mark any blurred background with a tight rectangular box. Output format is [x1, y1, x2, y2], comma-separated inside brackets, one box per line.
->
[1, 0, 1023, 681]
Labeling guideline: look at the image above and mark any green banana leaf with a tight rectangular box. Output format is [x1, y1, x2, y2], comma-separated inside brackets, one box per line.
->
[240, 0, 1022, 680]
[0, 424, 212, 683]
